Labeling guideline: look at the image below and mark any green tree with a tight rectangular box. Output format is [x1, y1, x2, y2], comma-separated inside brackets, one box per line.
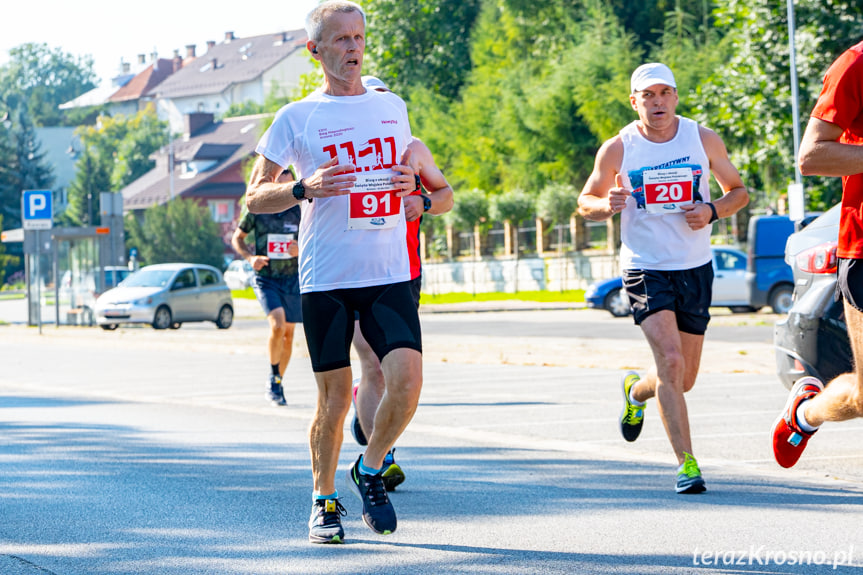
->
[110, 110, 170, 190]
[0, 107, 20, 230]
[65, 148, 110, 227]
[537, 182, 579, 251]
[125, 199, 225, 268]
[65, 109, 168, 226]
[695, 0, 863, 212]
[0, 43, 98, 127]
[448, 187, 489, 256]
[0, 214, 12, 286]
[359, 0, 482, 100]
[490, 187, 535, 256]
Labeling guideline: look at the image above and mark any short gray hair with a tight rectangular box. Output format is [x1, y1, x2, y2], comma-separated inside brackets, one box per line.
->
[305, 1, 366, 42]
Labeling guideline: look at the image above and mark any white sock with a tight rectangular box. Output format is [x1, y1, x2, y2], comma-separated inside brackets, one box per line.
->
[629, 387, 645, 407]
[796, 402, 819, 433]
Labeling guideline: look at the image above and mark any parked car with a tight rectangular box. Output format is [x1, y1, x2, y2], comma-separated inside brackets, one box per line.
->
[95, 263, 234, 331]
[774, 204, 852, 389]
[586, 246, 754, 317]
[745, 215, 796, 314]
[223, 259, 255, 290]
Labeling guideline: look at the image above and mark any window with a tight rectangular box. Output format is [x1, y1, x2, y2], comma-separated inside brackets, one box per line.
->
[715, 250, 746, 271]
[209, 200, 235, 223]
[171, 269, 197, 290]
[198, 268, 219, 286]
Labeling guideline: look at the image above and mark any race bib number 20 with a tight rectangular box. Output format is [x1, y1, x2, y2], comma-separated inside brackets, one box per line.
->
[643, 167, 694, 214]
[348, 170, 402, 230]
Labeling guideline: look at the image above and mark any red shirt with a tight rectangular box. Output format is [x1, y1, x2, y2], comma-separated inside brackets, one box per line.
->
[810, 40, 863, 258]
[406, 190, 422, 279]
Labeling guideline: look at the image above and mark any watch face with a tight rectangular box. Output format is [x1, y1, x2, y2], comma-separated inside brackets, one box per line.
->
[292, 180, 305, 200]
[423, 195, 432, 211]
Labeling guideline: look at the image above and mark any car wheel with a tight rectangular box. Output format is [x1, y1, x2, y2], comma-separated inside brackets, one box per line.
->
[215, 304, 234, 329]
[604, 288, 631, 317]
[100, 324, 118, 331]
[170, 322, 182, 329]
[769, 284, 794, 315]
[152, 306, 173, 330]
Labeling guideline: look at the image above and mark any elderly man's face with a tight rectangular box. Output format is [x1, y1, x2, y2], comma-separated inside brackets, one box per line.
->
[315, 11, 365, 86]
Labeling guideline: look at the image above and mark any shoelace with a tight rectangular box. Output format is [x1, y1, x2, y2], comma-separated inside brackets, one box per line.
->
[681, 456, 701, 478]
[623, 403, 643, 424]
[358, 472, 389, 507]
[315, 499, 347, 523]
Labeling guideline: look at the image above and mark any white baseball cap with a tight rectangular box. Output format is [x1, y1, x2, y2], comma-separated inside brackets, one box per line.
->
[630, 63, 676, 93]
[362, 75, 389, 92]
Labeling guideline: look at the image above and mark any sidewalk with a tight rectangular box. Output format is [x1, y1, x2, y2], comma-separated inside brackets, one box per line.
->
[233, 295, 585, 318]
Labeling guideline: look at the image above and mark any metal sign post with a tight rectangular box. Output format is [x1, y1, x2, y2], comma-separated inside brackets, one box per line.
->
[22, 190, 53, 333]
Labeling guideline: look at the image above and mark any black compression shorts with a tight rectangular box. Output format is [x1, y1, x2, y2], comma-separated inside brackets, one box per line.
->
[622, 261, 714, 335]
[302, 281, 422, 373]
[837, 258, 863, 313]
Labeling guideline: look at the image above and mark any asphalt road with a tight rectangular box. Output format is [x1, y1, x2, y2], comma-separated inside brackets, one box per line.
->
[1, 312, 862, 574]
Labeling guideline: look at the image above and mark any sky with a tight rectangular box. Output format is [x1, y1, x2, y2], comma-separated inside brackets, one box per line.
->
[1, 0, 320, 86]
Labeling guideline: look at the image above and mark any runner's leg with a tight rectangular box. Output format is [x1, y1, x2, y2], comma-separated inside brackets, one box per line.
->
[352, 322, 385, 437]
[639, 309, 703, 465]
[362, 348, 423, 468]
[801, 300, 863, 426]
[309, 367, 353, 495]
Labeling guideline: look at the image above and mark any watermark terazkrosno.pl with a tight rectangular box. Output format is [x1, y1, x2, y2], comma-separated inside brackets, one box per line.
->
[693, 546, 857, 570]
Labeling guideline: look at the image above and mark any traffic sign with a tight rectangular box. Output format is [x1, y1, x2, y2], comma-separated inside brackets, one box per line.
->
[22, 190, 53, 230]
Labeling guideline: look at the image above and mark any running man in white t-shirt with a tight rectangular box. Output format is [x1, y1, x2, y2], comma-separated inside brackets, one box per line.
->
[245, 1, 421, 544]
[577, 63, 749, 494]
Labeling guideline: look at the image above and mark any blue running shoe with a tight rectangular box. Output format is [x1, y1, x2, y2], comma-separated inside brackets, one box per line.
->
[346, 455, 397, 534]
[308, 497, 346, 544]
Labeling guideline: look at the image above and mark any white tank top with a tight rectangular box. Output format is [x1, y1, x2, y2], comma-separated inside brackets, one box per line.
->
[618, 116, 712, 271]
[256, 89, 412, 293]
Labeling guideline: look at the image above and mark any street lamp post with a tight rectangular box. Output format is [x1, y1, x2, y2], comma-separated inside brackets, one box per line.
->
[787, 0, 806, 222]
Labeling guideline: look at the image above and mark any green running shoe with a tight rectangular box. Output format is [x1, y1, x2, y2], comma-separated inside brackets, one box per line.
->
[676, 452, 707, 494]
[620, 371, 645, 442]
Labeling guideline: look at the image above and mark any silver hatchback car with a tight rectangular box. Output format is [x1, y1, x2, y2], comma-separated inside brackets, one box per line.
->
[95, 263, 234, 330]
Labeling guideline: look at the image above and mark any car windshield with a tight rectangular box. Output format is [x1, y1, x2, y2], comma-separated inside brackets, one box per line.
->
[120, 269, 175, 288]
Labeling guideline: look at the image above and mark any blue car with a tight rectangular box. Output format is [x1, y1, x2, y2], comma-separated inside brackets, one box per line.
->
[585, 247, 754, 317]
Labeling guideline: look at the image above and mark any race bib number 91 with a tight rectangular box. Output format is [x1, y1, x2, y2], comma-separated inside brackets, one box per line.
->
[348, 170, 401, 230]
[643, 167, 694, 214]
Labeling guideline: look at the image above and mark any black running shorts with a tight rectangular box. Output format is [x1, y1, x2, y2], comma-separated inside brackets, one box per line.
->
[837, 258, 863, 313]
[622, 261, 713, 335]
[302, 281, 422, 373]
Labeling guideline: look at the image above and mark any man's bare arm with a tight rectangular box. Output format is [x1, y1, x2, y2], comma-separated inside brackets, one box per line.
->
[245, 155, 362, 214]
[577, 137, 626, 221]
[679, 128, 748, 231]
[412, 138, 453, 216]
[799, 117, 863, 177]
[246, 155, 300, 214]
[702, 128, 749, 219]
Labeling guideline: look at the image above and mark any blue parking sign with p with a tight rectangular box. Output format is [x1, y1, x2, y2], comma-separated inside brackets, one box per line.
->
[22, 190, 53, 230]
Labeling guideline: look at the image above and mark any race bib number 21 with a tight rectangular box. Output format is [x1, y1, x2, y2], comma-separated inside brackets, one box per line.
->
[348, 170, 402, 230]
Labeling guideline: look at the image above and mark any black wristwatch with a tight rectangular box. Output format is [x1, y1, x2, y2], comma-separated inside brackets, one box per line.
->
[421, 194, 432, 213]
[292, 178, 306, 201]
